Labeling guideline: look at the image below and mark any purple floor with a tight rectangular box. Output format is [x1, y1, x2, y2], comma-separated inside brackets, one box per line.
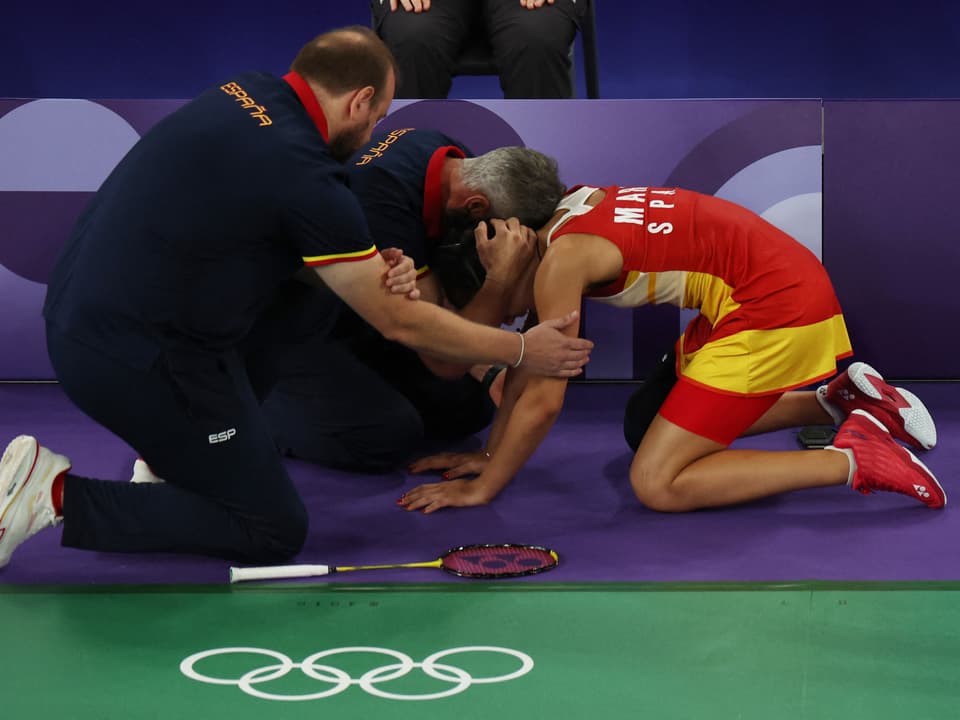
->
[2, 381, 958, 586]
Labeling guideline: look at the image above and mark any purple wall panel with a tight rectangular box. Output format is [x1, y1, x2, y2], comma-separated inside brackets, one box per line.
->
[0, 100, 182, 379]
[823, 101, 960, 380]
[2, 98, 823, 380]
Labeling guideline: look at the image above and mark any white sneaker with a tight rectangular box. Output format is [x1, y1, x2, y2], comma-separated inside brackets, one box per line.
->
[130, 458, 165, 484]
[0, 435, 72, 568]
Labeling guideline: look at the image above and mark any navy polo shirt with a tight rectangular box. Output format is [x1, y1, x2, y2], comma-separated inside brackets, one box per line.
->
[260, 128, 474, 341]
[348, 128, 472, 273]
[43, 71, 374, 369]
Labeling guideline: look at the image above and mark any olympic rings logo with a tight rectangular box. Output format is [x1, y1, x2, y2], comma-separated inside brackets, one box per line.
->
[180, 645, 534, 701]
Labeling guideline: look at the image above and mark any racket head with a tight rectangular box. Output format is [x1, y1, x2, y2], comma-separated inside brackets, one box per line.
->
[439, 543, 559, 578]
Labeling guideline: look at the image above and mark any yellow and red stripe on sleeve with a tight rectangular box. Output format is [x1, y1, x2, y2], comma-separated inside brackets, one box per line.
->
[302, 245, 378, 267]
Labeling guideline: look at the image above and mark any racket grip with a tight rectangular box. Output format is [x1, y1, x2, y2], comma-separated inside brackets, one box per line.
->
[229, 564, 331, 583]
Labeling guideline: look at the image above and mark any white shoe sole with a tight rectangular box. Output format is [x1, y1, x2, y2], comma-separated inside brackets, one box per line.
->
[848, 362, 937, 450]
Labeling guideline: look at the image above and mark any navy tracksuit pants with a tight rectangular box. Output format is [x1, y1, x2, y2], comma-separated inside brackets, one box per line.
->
[47, 324, 307, 563]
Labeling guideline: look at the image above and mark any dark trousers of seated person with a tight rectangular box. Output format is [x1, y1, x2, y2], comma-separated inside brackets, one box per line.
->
[623, 349, 679, 452]
[371, 0, 582, 99]
[46, 324, 308, 563]
[260, 335, 495, 472]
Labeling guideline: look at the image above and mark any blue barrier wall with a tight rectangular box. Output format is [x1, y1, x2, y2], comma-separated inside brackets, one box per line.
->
[3, 1, 960, 100]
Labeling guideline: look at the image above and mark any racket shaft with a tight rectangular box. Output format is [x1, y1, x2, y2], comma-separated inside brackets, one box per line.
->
[335, 559, 443, 572]
[229, 564, 331, 583]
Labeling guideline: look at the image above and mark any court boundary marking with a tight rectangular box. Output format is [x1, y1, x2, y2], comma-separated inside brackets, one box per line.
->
[5, 579, 960, 595]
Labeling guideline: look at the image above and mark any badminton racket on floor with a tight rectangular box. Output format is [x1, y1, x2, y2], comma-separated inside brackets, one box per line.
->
[229, 543, 559, 583]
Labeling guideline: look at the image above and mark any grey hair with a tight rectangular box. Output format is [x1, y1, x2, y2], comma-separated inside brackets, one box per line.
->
[460, 147, 565, 228]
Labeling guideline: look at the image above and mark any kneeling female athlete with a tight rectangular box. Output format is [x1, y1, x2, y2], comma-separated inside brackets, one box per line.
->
[399, 185, 942, 514]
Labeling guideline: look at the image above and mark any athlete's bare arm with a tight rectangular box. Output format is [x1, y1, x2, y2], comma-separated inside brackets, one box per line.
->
[314, 254, 593, 377]
[399, 231, 620, 512]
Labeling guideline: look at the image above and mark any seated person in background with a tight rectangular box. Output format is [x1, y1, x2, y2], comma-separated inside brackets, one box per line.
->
[371, 0, 584, 98]
[249, 128, 566, 472]
[399, 184, 943, 513]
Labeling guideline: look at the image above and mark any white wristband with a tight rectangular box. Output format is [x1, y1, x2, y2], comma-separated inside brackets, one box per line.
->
[512, 333, 525, 368]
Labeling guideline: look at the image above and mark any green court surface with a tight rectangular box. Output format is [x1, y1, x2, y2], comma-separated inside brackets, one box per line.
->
[2, 582, 959, 719]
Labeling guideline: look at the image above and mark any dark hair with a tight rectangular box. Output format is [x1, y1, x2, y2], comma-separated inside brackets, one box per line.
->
[430, 220, 491, 309]
[290, 26, 398, 104]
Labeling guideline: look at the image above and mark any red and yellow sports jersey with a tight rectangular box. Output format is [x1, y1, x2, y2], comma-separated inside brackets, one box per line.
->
[549, 185, 852, 396]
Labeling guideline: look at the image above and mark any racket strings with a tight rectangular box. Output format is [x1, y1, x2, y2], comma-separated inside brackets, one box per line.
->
[441, 545, 557, 577]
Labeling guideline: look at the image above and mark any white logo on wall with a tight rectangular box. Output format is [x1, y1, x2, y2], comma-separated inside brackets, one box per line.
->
[180, 645, 534, 701]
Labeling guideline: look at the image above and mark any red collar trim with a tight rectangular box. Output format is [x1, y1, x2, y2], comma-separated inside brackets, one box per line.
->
[423, 145, 466, 239]
[283, 71, 329, 142]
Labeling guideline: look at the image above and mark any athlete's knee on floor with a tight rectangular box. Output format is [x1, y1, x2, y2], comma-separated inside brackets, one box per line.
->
[629, 460, 684, 512]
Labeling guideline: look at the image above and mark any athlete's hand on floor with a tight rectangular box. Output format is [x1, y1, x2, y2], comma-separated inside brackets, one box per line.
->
[397, 477, 491, 514]
[381, 247, 420, 300]
[408, 450, 490, 479]
[402, 453, 496, 513]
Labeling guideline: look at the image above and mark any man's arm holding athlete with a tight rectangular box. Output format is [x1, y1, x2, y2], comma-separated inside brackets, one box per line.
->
[402, 218, 536, 380]
[314, 249, 593, 376]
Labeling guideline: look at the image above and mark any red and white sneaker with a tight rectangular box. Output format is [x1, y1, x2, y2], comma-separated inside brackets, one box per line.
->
[819, 362, 937, 450]
[829, 410, 945, 509]
[0, 435, 71, 568]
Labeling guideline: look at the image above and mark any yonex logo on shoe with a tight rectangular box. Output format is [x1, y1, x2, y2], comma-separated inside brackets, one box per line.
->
[839, 389, 855, 401]
[913, 484, 930, 499]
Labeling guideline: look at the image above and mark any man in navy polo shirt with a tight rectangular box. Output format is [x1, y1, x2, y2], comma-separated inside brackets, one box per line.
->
[0, 27, 592, 568]
[257, 128, 565, 471]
